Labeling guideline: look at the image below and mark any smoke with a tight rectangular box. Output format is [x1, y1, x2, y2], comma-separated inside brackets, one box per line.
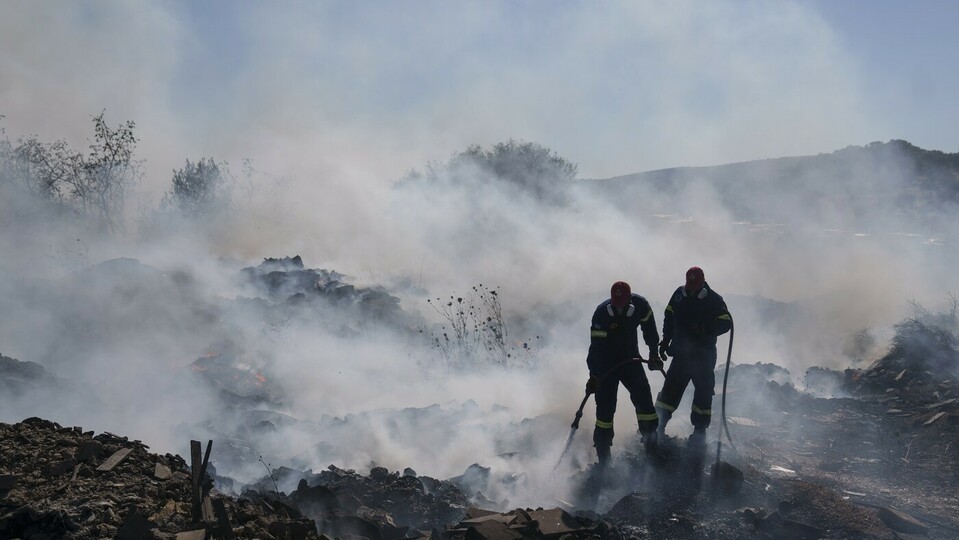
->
[1, 0, 958, 511]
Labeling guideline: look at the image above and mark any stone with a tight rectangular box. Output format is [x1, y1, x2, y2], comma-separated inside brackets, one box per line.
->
[154, 463, 172, 480]
[117, 512, 156, 540]
[76, 440, 103, 462]
[711, 461, 744, 495]
[0, 474, 19, 490]
[44, 457, 78, 477]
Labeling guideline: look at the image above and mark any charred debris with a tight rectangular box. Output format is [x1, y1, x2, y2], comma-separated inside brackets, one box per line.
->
[2, 362, 958, 540]
[2, 258, 959, 538]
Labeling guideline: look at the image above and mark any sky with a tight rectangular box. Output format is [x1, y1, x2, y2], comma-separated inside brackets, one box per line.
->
[1, 0, 957, 191]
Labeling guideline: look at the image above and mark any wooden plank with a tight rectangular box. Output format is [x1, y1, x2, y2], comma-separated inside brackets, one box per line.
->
[174, 529, 207, 540]
[190, 440, 202, 522]
[925, 398, 957, 409]
[199, 440, 213, 481]
[190, 441, 201, 491]
[96, 448, 132, 472]
[201, 495, 215, 523]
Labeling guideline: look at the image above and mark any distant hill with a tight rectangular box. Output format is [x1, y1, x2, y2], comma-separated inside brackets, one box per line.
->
[587, 140, 959, 232]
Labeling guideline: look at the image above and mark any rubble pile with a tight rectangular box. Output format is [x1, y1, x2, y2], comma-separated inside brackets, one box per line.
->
[239, 255, 416, 333]
[190, 353, 286, 409]
[0, 418, 625, 539]
[0, 418, 317, 539]
[0, 354, 64, 398]
[245, 463, 470, 533]
[243, 463, 629, 538]
[717, 359, 959, 538]
[838, 319, 959, 478]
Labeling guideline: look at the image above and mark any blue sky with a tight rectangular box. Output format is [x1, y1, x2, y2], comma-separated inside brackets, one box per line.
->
[1, 1, 957, 187]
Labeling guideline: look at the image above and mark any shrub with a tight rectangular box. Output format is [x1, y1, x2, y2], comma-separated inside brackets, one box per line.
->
[422, 284, 538, 371]
[162, 157, 231, 216]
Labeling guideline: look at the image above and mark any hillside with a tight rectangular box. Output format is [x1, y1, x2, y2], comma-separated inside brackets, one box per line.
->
[589, 140, 959, 232]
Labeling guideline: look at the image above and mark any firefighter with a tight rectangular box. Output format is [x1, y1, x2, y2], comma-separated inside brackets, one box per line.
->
[655, 266, 732, 448]
[586, 281, 662, 466]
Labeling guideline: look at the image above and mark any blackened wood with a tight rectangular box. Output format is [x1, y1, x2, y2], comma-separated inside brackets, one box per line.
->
[190, 440, 202, 521]
[211, 497, 236, 539]
[199, 440, 213, 491]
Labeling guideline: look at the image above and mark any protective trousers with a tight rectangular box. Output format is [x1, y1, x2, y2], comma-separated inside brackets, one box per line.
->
[655, 353, 716, 430]
[593, 361, 658, 448]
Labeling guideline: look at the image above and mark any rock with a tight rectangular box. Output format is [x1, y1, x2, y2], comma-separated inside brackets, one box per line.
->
[0, 474, 19, 491]
[268, 519, 320, 540]
[370, 466, 391, 481]
[711, 460, 744, 495]
[450, 464, 490, 495]
[44, 457, 77, 477]
[755, 511, 821, 539]
[462, 519, 525, 540]
[154, 462, 172, 480]
[292, 484, 340, 518]
[321, 515, 382, 540]
[117, 512, 156, 540]
[76, 440, 103, 463]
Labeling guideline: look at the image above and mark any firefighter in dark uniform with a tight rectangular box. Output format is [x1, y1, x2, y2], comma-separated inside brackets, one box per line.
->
[586, 281, 662, 466]
[656, 266, 732, 448]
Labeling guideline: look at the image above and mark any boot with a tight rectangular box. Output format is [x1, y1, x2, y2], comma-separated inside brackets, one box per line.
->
[655, 406, 672, 439]
[642, 430, 659, 455]
[596, 445, 611, 467]
[688, 427, 707, 449]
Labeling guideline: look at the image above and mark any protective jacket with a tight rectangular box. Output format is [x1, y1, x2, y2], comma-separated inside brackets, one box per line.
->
[587, 293, 661, 444]
[661, 282, 731, 360]
[657, 282, 731, 429]
[587, 293, 659, 375]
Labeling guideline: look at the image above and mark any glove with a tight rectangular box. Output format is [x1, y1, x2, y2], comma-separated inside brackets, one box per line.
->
[658, 341, 670, 360]
[647, 356, 664, 371]
[585, 376, 599, 394]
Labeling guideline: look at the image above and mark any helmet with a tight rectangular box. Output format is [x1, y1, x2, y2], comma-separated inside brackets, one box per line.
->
[685, 267, 705, 294]
[610, 281, 631, 308]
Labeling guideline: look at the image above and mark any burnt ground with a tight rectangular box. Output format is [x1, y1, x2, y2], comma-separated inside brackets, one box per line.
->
[1, 356, 957, 539]
[560, 355, 959, 539]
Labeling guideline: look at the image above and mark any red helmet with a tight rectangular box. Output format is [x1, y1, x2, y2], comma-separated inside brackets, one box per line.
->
[686, 267, 705, 294]
[610, 281, 631, 308]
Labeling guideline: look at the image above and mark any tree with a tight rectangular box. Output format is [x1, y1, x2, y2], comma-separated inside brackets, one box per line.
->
[0, 111, 140, 233]
[163, 157, 230, 216]
[401, 139, 578, 204]
[66, 112, 141, 233]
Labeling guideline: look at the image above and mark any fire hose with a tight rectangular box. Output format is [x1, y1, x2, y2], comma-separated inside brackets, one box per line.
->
[716, 318, 736, 465]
